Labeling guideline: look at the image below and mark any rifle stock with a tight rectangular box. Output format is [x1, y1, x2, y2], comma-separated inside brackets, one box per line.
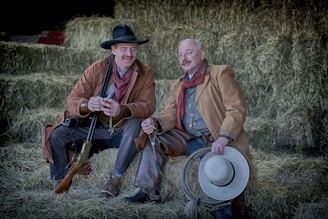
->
[54, 141, 93, 194]
[54, 164, 77, 194]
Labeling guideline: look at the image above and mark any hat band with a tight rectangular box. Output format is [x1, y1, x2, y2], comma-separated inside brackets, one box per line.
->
[210, 162, 235, 187]
[113, 35, 138, 41]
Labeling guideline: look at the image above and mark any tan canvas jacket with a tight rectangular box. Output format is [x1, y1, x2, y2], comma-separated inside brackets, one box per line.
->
[135, 64, 256, 175]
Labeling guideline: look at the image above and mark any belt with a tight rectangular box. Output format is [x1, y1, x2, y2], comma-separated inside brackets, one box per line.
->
[200, 132, 215, 145]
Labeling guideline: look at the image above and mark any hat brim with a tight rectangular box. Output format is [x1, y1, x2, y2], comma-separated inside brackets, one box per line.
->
[198, 146, 249, 201]
[100, 39, 149, 49]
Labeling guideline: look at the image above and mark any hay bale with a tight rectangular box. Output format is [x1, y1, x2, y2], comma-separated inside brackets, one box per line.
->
[293, 198, 328, 219]
[248, 148, 328, 218]
[0, 41, 95, 75]
[0, 143, 189, 218]
[5, 108, 62, 143]
[64, 16, 152, 51]
[155, 80, 174, 113]
[0, 73, 78, 117]
[244, 116, 277, 151]
[1, 143, 327, 218]
[2, 9, 327, 150]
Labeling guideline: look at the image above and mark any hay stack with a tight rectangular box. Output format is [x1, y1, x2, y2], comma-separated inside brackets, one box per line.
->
[0, 42, 95, 75]
[62, 0, 328, 151]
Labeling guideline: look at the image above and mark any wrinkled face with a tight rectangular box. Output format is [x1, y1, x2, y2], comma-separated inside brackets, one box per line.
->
[178, 40, 205, 75]
[112, 43, 139, 72]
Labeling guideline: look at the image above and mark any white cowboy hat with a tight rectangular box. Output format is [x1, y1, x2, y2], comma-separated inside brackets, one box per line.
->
[198, 146, 249, 201]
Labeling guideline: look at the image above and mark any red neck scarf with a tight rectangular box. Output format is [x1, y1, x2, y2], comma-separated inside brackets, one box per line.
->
[176, 59, 208, 130]
[113, 62, 134, 104]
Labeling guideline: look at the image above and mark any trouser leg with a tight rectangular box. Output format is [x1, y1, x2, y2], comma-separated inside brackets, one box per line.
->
[98, 118, 141, 198]
[49, 124, 120, 181]
[214, 205, 233, 219]
[232, 191, 250, 219]
[49, 125, 90, 180]
[186, 137, 206, 156]
[112, 118, 141, 177]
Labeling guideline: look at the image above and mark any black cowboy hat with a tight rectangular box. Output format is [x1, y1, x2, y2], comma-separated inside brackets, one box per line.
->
[100, 25, 149, 49]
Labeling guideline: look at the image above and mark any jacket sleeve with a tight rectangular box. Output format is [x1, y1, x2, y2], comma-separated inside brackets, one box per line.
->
[155, 79, 182, 132]
[66, 59, 107, 118]
[217, 65, 246, 140]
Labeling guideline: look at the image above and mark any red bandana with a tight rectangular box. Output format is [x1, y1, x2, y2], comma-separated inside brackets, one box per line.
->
[176, 59, 208, 130]
[113, 62, 134, 104]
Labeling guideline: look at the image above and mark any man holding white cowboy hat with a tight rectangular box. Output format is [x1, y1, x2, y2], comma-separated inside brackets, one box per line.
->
[123, 38, 256, 219]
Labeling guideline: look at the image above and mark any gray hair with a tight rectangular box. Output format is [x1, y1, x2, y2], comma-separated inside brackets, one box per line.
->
[178, 38, 204, 50]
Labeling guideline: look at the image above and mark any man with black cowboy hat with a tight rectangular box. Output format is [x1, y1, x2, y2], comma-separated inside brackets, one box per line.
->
[123, 38, 256, 219]
[41, 24, 156, 198]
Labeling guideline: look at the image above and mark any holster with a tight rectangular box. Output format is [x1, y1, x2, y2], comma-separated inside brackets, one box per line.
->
[134, 139, 168, 192]
[135, 129, 191, 192]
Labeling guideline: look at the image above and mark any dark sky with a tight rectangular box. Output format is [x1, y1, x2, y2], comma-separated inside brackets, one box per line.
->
[0, 1, 115, 35]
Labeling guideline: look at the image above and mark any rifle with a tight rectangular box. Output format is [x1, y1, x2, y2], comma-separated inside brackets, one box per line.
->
[54, 56, 113, 194]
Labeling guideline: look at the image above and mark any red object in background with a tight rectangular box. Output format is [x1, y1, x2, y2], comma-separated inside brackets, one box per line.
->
[9, 31, 65, 45]
[37, 31, 65, 45]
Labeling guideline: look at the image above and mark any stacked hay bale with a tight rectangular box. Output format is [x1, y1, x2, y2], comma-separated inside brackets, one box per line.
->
[62, 0, 328, 153]
[113, 0, 328, 152]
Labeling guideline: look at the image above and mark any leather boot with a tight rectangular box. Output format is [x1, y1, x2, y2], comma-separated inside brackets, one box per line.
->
[232, 191, 250, 219]
[134, 141, 168, 191]
[143, 188, 162, 202]
[122, 189, 161, 204]
[213, 205, 232, 219]
[99, 174, 121, 198]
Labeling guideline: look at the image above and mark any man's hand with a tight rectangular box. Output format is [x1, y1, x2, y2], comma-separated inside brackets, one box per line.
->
[101, 98, 121, 117]
[211, 136, 229, 155]
[87, 96, 104, 112]
[141, 117, 155, 134]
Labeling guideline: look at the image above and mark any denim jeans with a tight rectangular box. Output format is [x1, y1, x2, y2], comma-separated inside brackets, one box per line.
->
[49, 117, 141, 181]
[186, 137, 207, 156]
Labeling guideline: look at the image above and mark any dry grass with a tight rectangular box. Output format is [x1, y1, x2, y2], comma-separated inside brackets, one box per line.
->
[0, 143, 327, 218]
[0, 42, 95, 75]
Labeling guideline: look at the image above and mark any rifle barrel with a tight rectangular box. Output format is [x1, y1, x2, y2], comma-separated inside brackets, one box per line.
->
[54, 56, 114, 194]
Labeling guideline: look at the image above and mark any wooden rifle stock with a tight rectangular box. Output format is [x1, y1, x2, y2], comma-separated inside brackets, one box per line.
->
[54, 56, 113, 194]
[54, 141, 92, 194]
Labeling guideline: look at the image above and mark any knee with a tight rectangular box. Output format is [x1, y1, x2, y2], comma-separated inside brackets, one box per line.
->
[124, 118, 142, 131]
[49, 126, 66, 147]
[50, 129, 59, 146]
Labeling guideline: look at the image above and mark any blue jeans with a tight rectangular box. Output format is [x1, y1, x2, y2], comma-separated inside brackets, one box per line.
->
[49, 118, 141, 181]
[186, 137, 207, 156]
